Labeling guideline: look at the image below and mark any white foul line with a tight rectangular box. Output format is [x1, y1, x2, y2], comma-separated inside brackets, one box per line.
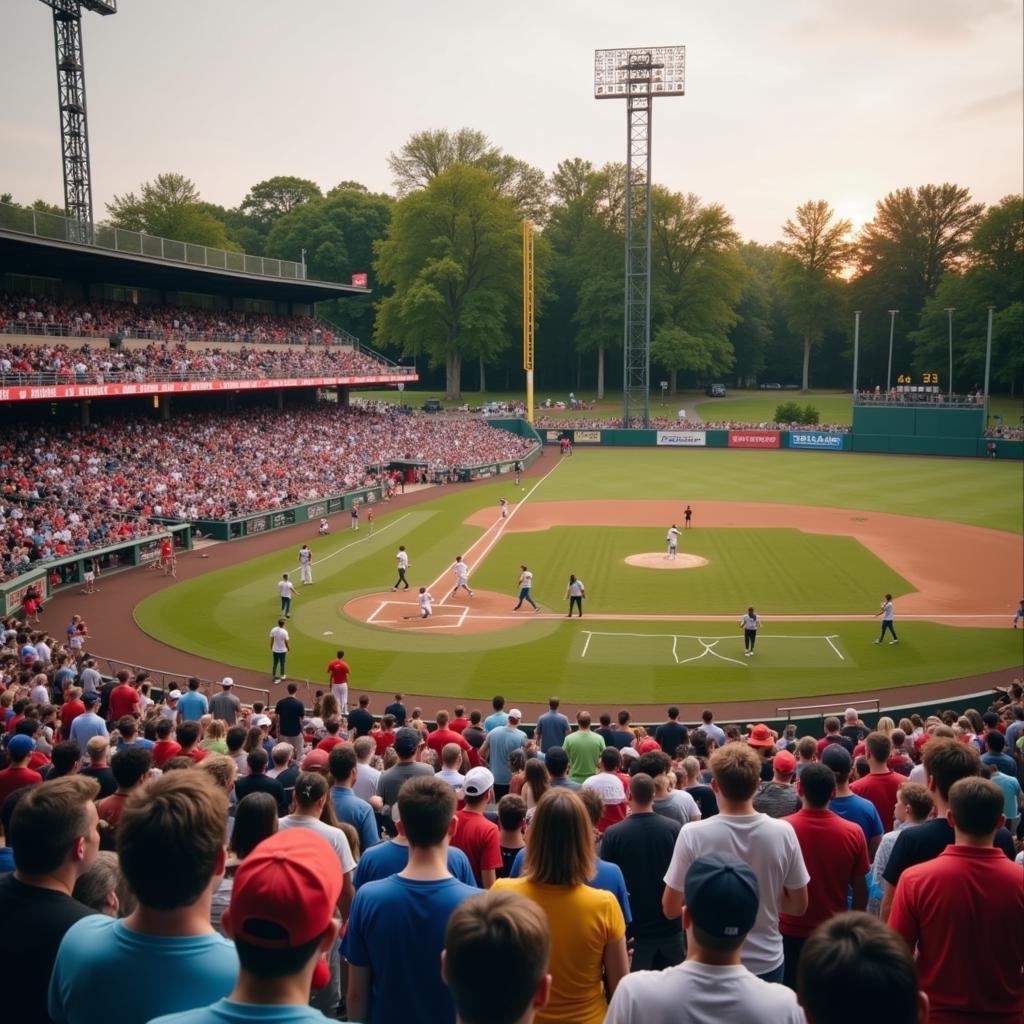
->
[581, 631, 593, 659]
[287, 512, 413, 574]
[366, 601, 387, 624]
[824, 635, 846, 661]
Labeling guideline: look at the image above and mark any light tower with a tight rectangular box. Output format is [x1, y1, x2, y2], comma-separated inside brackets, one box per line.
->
[595, 46, 685, 427]
[38, 0, 117, 243]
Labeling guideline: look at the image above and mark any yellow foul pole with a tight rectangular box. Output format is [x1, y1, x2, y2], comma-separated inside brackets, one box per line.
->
[522, 220, 535, 425]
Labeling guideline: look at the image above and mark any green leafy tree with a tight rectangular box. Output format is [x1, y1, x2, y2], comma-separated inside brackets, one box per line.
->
[374, 166, 523, 400]
[777, 200, 853, 391]
[651, 325, 734, 393]
[239, 176, 323, 231]
[729, 242, 775, 384]
[105, 173, 237, 250]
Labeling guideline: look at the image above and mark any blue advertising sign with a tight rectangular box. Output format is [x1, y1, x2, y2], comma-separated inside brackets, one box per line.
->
[789, 432, 844, 450]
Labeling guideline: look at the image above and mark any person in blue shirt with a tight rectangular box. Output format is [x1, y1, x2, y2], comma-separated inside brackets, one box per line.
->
[484, 695, 509, 732]
[327, 744, 380, 852]
[150, 829, 341, 1024]
[821, 745, 884, 857]
[980, 730, 1017, 776]
[535, 698, 571, 753]
[480, 710, 528, 799]
[177, 678, 209, 723]
[68, 693, 108, 748]
[354, 833, 477, 889]
[49, 773, 238, 1024]
[114, 717, 154, 752]
[343, 774, 476, 1024]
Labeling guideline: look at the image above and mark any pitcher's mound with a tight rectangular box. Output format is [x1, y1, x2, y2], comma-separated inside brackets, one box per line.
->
[625, 552, 709, 570]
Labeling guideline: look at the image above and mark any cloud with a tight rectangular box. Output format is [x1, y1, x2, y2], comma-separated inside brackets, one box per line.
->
[952, 88, 1024, 121]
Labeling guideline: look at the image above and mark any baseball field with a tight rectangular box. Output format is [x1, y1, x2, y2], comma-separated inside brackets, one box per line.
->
[133, 447, 1024, 707]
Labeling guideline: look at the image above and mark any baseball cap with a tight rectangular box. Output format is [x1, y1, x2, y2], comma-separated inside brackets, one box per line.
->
[252, 714, 272, 728]
[507, 708, 522, 721]
[773, 750, 797, 773]
[393, 727, 421, 757]
[463, 766, 494, 797]
[747, 723, 775, 748]
[820, 743, 853, 774]
[224, 830, 341, 948]
[620, 746, 639, 762]
[8, 734, 36, 759]
[221, 677, 234, 687]
[637, 737, 660, 754]
[685, 852, 759, 939]
[167, 689, 182, 701]
[300, 749, 330, 772]
[82, 692, 100, 706]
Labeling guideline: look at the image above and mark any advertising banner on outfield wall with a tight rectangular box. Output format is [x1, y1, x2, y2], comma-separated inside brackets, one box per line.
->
[573, 431, 601, 443]
[789, 432, 844, 450]
[728, 431, 780, 449]
[656, 430, 706, 447]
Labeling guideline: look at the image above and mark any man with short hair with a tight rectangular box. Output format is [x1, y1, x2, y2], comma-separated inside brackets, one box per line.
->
[351, 735, 381, 801]
[700, 709, 726, 747]
[881, 737, 1016, 921]
[107, 671, 140, 723]
[654, 706, 688, 755]
[796, 913, 928, 1024]
[49, 773, 238, 1024]
[779, 763, 869, 988]
[564, 711, 605, 783]
[850, 731, 903, 832]
[149, 831, 344, 1024]
[269, 618, 289, 682]
[97, 747, 151, 849]
[0, 776, 101, 1024]
[384, 693, 407, 726]
[535, 698, 570, 753]
[663, 743, 809, 982]
[326, 650, 351, 713]
[347, 693, 375, 738]
[328, 743, 380, 852]
[80, 736, 117, 797]
[152, 718, 182, 768]
[606, 852, 804, 1022]
[889, 777, 1024, 1022]
[115, 716, 153, 751]
[277, 572, 296, 617]
[209, 678, 240, 726]
[840, 707, 869, 745]
[443, 890, 552, 1024]
[634, 750, 700, 826]
[69, 692, 107, 747]
[0, 734, 43, 805]
[234, 748, 288, 816]
[452, 767, 503, 889]
[484, 695, 508, 732]
[44, 741, 82, 780]
[544, 746, 580, 790]
[178, 678, 208, 723]
[602, 772, 684, 972]
[438, 743, 467, 789]
[375, 728, 433, 829]
[479, 709, 527, 799]
[175, 722, 208, 765]
[343, 775, 476, 1024]
[274, 682, 306, 760]
[582, 747, 629, 833]
[869, 782, 932, 915]
[816, 717, 853, 756]
[268, 743, 299, 807]
[980, 727, 1017, 775]
[427, 710, 473, 770]
[820, 745, 883, 857]
[753, 749, 801, 819]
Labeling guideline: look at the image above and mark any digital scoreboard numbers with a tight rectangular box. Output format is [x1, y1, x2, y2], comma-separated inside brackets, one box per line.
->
[895, 373, 940, 394]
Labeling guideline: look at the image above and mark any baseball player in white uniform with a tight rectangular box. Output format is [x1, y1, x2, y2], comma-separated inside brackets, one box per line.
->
[666, 524, 680, 559]
[450, 555, 474, 598]
[417, 587, 433, 619]
[298, 544, 313, 585]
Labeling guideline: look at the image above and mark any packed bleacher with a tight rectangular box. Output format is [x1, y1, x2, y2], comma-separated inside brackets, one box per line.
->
[534, 415, 853, 433]
[0, 616, 1021, 1022]
[0, 341, 405, 386]
[0, 406, 534, 581]
[1, 294, 337, 347]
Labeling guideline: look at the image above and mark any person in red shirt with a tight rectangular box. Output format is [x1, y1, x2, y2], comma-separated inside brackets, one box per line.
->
[175, 721, 208, 762]
[373, 714, 398, 758]
[60, 687, 86, 739]
[886, 729, 913, 776]
[450, 706, 469, 734]
[316, 718, 346, 753]
[108, 673, 140, 723]
[889, 777, 1024, 1024]
[97, 746, 152, 849]
[5, 699, 27, 736]
[151, 718, 182, 768]
[780, 762, 869, 989]
[326, 650, 350, 714]
[451, 767, 503, 888]
[0, 734, 43, 805]
[850, 732, 904, 832]
[426, 710, 472, 770]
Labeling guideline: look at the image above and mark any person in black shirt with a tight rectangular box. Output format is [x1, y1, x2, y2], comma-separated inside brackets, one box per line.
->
[274, 683, 306, 760]
[496, 794, 527, 879]
[79, 736, 118, 798]
[601, 772, 683, 971]
[680, 756, 719, 818]
[654, 706, 688, 755]
[840, 708, 869, 746]
[384, 693, 407, 727]
[462, 711, 486, 754]
[0, 776, 101, 1024]
[347, 694, 376, 739]
[596, 714, 617, 747]
[234, 748, 288, 816]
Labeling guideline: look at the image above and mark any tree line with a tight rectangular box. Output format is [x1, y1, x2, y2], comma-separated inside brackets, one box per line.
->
[5, 129, 1021, 400]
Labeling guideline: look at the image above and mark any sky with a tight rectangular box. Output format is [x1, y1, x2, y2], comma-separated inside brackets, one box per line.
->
[1, 0, 1021, 245]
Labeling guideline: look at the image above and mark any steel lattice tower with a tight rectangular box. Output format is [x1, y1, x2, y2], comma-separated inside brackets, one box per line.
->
[38, 0, 117, 243]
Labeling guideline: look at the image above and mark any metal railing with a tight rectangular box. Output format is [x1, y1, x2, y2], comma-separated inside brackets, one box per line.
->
[1, 321, 338, 347]
[854, 391, 985, 409]
[0, 200, 306, 282]
[775, 698, 881, 725]
[315, 313, 413, 372]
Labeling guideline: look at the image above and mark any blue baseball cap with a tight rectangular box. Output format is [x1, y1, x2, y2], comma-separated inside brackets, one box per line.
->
[8, 734, 37, 760]
[685, 852, 759, 939]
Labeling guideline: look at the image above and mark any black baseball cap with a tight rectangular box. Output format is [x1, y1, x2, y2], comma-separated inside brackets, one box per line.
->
[685, 853, 759, 939]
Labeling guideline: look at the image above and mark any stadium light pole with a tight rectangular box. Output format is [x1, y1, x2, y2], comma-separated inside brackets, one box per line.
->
[885, 310, 898, 392]
[944, 307, 955, 400]
[595, 46, 686, 428]
[852, 310, 861, 397]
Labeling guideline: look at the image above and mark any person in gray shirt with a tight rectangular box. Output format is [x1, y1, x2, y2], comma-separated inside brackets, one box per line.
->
[209, 678, 240, 726]
[752, 750, 801, 819]
[375, 728, 433, 830]
[78, 660, 103, 697]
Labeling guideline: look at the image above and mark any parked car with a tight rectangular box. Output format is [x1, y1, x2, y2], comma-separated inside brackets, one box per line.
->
[421, 398, 443, 413]
[481, 401, 502, 414]
[705, 383, 727, 397]
[759, 382, 783, 390]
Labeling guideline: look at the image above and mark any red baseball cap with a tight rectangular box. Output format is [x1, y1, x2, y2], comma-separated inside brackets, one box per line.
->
[300, 749, 330, 772]
[224, 830, 341, 948]
[773, 750, 797, 773]
[637, 738, 660, 754]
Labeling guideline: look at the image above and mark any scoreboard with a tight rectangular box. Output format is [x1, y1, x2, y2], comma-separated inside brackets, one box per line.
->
[895, 372, 940, 395]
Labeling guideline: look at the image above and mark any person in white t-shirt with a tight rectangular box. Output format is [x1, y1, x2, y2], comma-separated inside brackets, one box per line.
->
[740, 607, 761, 657]
[414, 587, 433, 619]
[277, 573, 297, 618]
[513, 565, 538, 611]
[270, 618, 290, 681]
[392, 545, 410, 591]
[662, 743, 809, 982]
[298, 544, 313, 585]
[606, 851, 803, 1024]
[873, 593, 898, 645]
[666, 524, 680, 560]
[437, 743, 467, 789]
[450, 555, 474, 599]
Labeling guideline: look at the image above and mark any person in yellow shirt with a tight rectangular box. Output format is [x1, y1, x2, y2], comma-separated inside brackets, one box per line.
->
[493, 788, 628, 1024]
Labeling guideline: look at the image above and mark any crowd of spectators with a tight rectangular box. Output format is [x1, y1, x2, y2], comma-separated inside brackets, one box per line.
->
[0, 405, 535, 581]
[534, 415, 853, 433]
[0, 624, 1021, 1023]
[0, 341, 406, 386]
[1, 294, 339, 347]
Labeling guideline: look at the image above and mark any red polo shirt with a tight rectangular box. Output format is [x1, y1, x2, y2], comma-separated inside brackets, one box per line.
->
[451, 808, 503, 887]
[450, 717, 469, 734]
[890, 845, 1024, 1023]
[152, 739, 182, 768]
[60, 700, 85, 737]
[780, 808, 869, 938]
[108, 684, 139, 722]
[427, 728, 471, 759]
[850, 770, 903, 832]
[0, 765, 43, 806]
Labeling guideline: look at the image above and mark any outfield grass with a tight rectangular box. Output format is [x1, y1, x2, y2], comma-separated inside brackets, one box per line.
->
[694, 392, 853, 425]
[135, 448, 1023, 702]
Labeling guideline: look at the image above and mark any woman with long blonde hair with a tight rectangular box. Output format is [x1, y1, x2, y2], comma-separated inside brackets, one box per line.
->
[493, 788, 627, 1023]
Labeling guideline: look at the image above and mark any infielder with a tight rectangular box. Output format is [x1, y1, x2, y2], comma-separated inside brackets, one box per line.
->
[740, 606, 761, 656]
[298, 544, 313, 585]
[513, 565, 539, 611]
[450, 555, 474, 598]
[499, 497, 509, 519]
[666, 524, 680, 560]
[392, 545, 410, 591]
